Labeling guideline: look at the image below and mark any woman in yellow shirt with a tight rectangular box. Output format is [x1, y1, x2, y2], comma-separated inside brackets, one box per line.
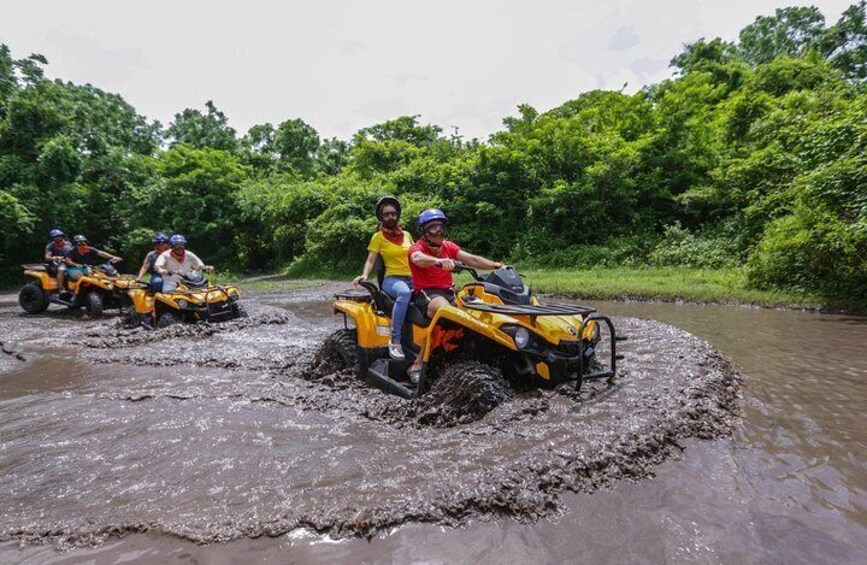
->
[352, 196, 414, 359]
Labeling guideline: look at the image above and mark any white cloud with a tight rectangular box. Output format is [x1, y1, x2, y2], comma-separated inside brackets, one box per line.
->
[2, 0, 854, 141]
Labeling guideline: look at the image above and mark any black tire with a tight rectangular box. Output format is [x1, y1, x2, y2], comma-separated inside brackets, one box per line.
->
[157, 312, 180, 329]
[418, 360, 513, 426]
[19, 283, 48, 314]
[310, 328, 362, 377]
[231, 303, 249, 319]
[85, 292, 104, 317]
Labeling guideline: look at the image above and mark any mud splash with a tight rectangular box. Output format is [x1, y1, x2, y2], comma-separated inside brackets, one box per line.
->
[0, 286, 740, 550]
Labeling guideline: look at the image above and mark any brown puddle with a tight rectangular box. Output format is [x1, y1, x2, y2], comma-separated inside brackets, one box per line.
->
[0, 285, 864, 563]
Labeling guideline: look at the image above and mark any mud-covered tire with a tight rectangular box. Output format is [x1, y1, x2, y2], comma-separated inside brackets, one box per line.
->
[231, 303, 248, 319]
[84, 292, 104, 317]
[157, 312, 180, 329]
[19, 283, 48, 314]
[310, 329, 361, 377]
[418, 361, 513, 426]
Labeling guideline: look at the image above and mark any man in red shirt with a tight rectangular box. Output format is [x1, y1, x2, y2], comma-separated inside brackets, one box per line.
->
[407, 208, 502, 382]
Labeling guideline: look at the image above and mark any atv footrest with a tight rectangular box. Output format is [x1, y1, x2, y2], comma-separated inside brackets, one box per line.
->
[367, 358, 417, 399]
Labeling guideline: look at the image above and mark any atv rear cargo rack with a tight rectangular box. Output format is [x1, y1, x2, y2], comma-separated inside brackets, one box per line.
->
[460, 297, 596, 317]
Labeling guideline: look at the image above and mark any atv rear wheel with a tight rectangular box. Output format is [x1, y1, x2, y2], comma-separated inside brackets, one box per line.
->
[310, 328, 363, 378]
[418, 361, 513, 426]
[19, 283, 48, 314]
[85, 292, 104, 317]
[157, 312, 180, 329]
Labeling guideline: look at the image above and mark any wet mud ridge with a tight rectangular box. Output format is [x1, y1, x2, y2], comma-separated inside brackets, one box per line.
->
[0, 286, 740, 549]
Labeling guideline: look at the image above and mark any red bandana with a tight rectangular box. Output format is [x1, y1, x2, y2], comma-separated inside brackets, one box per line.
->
[381, 226, 404, 245]
[171, 249, 186, 262]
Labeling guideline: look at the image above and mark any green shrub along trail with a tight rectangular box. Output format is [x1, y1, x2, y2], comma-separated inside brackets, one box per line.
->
[1, 4, 866, 308]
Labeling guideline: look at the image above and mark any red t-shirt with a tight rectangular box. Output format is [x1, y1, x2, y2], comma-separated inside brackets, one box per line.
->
[408, 240, 462, 291]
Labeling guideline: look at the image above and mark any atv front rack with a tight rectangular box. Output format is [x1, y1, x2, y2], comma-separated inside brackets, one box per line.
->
[567, 315, 627, 392]
[460, 296, 596, 317]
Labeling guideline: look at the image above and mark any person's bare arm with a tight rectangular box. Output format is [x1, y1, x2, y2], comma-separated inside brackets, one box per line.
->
[97, 250, 122, 261]
[456, 250, 502, 270]
[410, 250, 455, 271]
[353, 251, 378, 285]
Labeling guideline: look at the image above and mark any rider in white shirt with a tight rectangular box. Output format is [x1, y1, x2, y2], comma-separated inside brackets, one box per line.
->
[154, 234, 213, 292]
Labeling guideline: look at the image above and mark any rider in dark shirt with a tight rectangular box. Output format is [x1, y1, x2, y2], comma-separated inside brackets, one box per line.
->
[64, 235, 121, 281]
[137, 232, 170, 293]
[43, 229, 72, 289]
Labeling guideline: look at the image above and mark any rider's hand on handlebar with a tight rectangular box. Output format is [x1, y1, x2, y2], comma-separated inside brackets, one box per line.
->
[352, 275, 365, 286]
[436, 258, 457, 272]
[202, 265, 215, 272]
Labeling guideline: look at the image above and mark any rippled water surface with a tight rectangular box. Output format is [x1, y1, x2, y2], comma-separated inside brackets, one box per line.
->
[0, 288, 864, 563]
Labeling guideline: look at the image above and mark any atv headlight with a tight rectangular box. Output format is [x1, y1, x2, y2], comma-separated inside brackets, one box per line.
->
[177, 299, 189, 309]
[513, 327, 530, 349]
[501, 324, 534, 349]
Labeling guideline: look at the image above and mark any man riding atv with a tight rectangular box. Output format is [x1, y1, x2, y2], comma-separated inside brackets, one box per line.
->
[65, 235, 122, 282]
[406, 208, 503, 383]
[138, 232, 171, 293]
[43, 229, 72, 294]
[154, 234, 214, 292]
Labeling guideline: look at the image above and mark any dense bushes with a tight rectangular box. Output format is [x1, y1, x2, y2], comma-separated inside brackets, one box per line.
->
[1, 3, 865, 300]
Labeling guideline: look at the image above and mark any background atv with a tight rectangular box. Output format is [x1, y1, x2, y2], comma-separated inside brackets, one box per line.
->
[126, 271, 245, 328]
[19, 260, 128, 317]
[321, 261, 625, 419]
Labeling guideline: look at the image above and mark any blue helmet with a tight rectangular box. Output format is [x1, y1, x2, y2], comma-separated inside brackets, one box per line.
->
[49, 229, 65, 239]
[417, 208, 448, 232]
[152, 232, 170, 245]
[170, 234, 187, 247]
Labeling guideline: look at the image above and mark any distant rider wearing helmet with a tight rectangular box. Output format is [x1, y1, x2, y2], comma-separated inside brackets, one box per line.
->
[64, 235, 122, 281]
[406, 208, 502, 382]
[138, 232, 171, 293]
[44, 228, 72, 291]
[353, 196, 415, 359]
[154, 234, 214, 293]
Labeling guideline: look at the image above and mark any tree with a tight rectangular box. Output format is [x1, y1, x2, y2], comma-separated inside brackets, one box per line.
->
[166, 100, 239, 152]
[738, 6, 827, 64]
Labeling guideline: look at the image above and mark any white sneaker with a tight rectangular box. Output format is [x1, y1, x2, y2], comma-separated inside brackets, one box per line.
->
[388, 341, 405, 360]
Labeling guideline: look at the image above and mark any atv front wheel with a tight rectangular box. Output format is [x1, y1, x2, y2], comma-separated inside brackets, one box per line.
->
[310, 328, 362, 377]
[85, 292, 104, 317]
[19, 283, 48, 314]
[157, 312, 180, 329]
[231, 303, 249, 319]
[418, 361, 513, 426]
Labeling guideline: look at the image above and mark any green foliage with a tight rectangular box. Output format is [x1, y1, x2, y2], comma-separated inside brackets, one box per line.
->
[2, 4, 867, 301]
[167, 100, 238, 152]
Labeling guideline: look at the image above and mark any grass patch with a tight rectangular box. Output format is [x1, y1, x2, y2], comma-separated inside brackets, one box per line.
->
[521, 267, 832, 309]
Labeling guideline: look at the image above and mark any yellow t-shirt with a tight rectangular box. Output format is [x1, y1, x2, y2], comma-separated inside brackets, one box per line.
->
[368, 231, 414, 278]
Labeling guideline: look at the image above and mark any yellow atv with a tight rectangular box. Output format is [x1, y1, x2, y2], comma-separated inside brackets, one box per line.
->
[324, 262, 625, 405]
[19, 260, 129, 317]
[126, 271, 245, 328]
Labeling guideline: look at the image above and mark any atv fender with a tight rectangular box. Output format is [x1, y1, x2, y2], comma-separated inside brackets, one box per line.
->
[333, 299, 390, 349]
[420, 306, 518, 363]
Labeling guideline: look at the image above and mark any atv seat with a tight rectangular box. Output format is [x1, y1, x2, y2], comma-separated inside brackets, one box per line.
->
[373, 254, 431, 328]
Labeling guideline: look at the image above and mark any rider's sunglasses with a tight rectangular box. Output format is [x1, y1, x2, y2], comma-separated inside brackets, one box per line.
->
[380, 211, 398, 218]
[76, 242, 88, 246]
[426, 227, 445, 237]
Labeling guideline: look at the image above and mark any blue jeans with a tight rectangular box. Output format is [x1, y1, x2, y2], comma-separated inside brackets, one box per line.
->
[149, 274, 164, 294]
[381, 276, 413, 340]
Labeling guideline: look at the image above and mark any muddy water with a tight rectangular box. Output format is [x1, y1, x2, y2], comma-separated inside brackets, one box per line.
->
[0, 286, 864, 563]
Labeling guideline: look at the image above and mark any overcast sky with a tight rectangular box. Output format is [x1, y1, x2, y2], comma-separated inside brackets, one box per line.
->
[3, 0, 855, 141]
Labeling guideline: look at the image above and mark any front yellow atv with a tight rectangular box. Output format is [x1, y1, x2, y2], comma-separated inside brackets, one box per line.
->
[126, 272, 244, 328]
[323, 263, 625, 409]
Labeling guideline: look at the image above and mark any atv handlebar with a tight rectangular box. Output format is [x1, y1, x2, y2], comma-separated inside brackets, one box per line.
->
[452, 261, 484, 281]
